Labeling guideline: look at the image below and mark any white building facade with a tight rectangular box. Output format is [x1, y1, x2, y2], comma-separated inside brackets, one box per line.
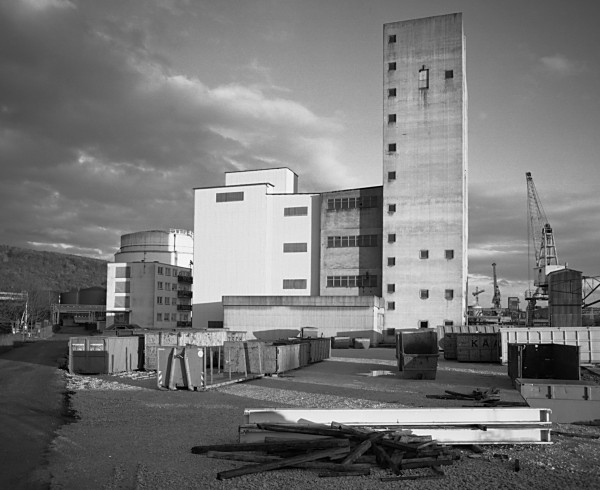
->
[193, 168, 321, 328]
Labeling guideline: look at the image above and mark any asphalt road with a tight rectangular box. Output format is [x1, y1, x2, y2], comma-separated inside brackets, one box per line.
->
[0, 332, 71, 489]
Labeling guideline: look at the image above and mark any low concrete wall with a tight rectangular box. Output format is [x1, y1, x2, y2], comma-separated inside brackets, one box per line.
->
[223, 295, 384, 345]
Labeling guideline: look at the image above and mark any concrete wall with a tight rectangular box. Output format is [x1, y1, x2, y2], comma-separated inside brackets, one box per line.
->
[320, 187, 383, 297]
[225, 168, 298, 194]
[223, 295, 385, 345]
[382, 13, 467, 330]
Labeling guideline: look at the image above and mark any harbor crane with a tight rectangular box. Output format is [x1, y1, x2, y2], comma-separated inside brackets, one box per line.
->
[492, 263, 501, 311]
[525, 172, 564, 299]
[525, 172, 565, 324]
[472, 286, 485, 306]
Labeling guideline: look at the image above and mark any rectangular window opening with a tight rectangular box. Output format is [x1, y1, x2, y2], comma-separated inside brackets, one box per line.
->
[387, 301, 396, 310]
[419, 249, 429, 259]
[283, 242, 308, 253]
[419, 289, 429, 300]
[419, 320, 429, 329]
[445, 289, 454, 301]
[283, 279, 307, 290]
[445, 70, 454, 79]
[216, 191, 244, 203]
[388, 62, 396, 71]
[445, 249, 455, 260]
[388, 233, 396, 243]
[388, 114, 396, 124]
[388, 88, 397, 97]
[388, 204, 396, 213]
[284, 206, 308, 217]
[387, 284, 395, 293]
[388, 171, 396, 181]
[387, 257, 396, 266]
[388, 143, 397, 152]
[418, 66, 429, 89]
[388, 34, 396, 44]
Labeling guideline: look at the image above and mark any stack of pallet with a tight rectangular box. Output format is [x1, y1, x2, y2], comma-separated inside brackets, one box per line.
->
[191, 422, 459, 481]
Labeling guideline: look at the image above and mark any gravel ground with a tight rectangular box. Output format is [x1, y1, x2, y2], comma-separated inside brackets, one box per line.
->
[48, 349, 600, 489]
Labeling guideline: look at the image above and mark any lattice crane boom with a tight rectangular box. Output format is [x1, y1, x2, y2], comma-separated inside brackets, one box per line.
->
[492, 263, 501, 310]
[526, 172, 559, 268]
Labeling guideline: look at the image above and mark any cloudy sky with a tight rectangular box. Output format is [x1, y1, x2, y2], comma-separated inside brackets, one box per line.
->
[1, 0, 599, 307]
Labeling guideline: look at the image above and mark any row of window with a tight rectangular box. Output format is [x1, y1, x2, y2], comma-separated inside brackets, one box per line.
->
[157, 296, 179, 305]
[283, 242, 307, 253]
[327, 196, 378, 211]
[326, 275, 378, 288]
[327, 235, 378, 248]
[157, 266, 179, 276]
[156, 313, 189, 322]
[386, 63, 453, 84]
[157, 281, 179, 291]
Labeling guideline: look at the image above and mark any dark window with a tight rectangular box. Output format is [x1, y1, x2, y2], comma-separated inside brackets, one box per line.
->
[388, 34, 396, 44]
[157, 281, 163, 290]
[445, 249, 455, 260]
[326, 274, 377, 288]
[445, 289, 454, 301]
[420, 249, 429, 259]
[445, 70, 454, 79]
[388, 114, 396, 124]
[419, 320, 429, 329]
[420, 289, 429, 300]
[387, 301, 396, 310]
[157, 266, 163, 275]
[114, 296, 130, 308]
[388, 234, 396, 243]
[388, 171, 396, 181]
[327, 235, 378, 248]
[207, 321, 224, 328]
[388, 143, 396, 152]
[283, 279, 307, 290]
[388, 204, 396, 213]
[115, 266, 131, 279]
[387, 284, 395, 293]
[418, 66, 429, 89]
[283, 242, 307, 253]
[387, 257, 396, 266]
[388, 88, 397, 97]
[157, 296, 163, 304]
[327, 196, 377, 211]
[388, 62, 396, 71]
[157, 313, 162, 322]
[115, 281, 130, 293]
[444, 320, 454, 327]
[284, 206, 308, 216]
[216, 191, 244, 202]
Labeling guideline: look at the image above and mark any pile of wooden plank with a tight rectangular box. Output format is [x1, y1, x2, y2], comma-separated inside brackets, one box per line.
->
[191, 422, 459, 481]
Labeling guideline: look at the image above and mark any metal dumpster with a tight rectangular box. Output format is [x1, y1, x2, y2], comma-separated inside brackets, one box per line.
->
[69, 336, 139, 374]
[396, 330, 439, 380]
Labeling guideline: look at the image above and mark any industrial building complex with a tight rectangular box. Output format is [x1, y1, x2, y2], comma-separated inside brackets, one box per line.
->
[191, 13, 467, 343]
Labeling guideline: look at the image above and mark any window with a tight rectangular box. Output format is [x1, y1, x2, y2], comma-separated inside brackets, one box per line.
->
[165, 283, 170, 291]
[419, 321, 429, 329]
[165, 297, 170, 305]
[388, 204, 396, 213]
[388, 114, 396, 124]
[387, 284, 395, 293]
[387, 257, 396, 266]
[388, 34, 396, 44]
[283, 242, 307, 253]
[445, 249, 455, 260]
[157, 296, 163, 304]
[388, 62, 396, 71]
[157, 313, 162, 322]
[388, 88, 397, 97]
[388, 233, 396, 243]
[165, 268, 171, 276]
[327, 234, 378, 248]
[115, 266, 131, 279]
[216, 191, 244, 202]
[157, 281, 163, 290]
[420, 249, 429, 259]
[326, 274, 377, 288]
[157, 267, 163, 275]
[114, 281, 130, 293]
[444, 320, 454, 327]
[445, 70, 454, 79]
[387, 301, 396, 310]
[445, 289, 454, 301]
[327, 196, 378, 211]
[283, 279, 307, 290]
[420, 289, 429, 300]
[284, 206, 308, 216]
[388, 171, 396, 181]
[386, 328, 395, 335]
[388, 143, 396, 152]
[114, 296, 130, 308]
[418, 66, 429, 89]
[172, 313, 177, 321]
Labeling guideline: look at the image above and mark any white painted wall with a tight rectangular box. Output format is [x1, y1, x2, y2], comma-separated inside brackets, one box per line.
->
[225, 168, 297, 194]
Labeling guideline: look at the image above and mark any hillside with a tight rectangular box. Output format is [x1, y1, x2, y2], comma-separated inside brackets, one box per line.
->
[0, 245, 108, 293]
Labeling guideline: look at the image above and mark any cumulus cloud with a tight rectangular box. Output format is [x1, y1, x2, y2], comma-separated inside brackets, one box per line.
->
[539, 54, 582, 76]
[0, 2, 346, 259]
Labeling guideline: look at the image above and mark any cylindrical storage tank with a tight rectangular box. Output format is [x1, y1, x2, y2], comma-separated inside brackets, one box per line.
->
[77, 287, 107, 305]
[114, 229, 193, 267]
